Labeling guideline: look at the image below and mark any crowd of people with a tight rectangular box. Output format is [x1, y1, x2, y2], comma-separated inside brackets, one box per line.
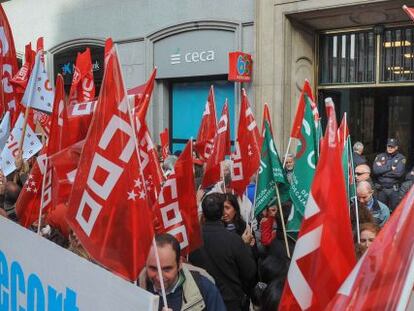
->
[0, 134, 413, 311]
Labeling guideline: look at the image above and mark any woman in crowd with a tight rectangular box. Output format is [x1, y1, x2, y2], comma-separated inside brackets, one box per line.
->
[222, 193, 255, 246]
[356, 222, 380, 258]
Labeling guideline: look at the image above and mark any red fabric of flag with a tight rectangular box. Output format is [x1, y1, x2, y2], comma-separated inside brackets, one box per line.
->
[261, 103, 273, 137]
[201, 102, 231, 188]
[10, 42, 36, 97]
[66, 41, 154, 281]
[0, 4, 18, 119]
[326, 188, 414, 310]
[68, 48, 95, 106]
[15, 150, 48, 228]
[154, 141, 202, 255]
[231, 89, 261, 196]
[159, 127, 170, 160]
[279, 98, 356, 311]
[290, 80, 314, 139]
[195, 85, 217, 160]
[403, 5, 414, 22]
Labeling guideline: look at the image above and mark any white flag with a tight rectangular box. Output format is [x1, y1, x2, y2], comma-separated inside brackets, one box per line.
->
[21, 52, 54, 113]
[0, 111, 10, 151]
[0, 113, 43, 176]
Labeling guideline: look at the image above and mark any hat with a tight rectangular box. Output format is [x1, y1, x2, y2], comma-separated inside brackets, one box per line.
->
[387, 138, 399, 147]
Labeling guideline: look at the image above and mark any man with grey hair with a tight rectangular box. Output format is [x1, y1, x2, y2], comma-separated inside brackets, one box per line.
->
[357, 180, 390, 227]
[353, 141, 367, 167]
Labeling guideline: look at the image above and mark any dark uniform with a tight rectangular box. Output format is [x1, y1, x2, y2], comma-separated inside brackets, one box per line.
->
[398, 167, 414, 201]
[372, 139, 406, 211]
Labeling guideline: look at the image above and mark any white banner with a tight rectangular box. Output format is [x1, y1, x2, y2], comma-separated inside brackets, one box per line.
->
[0, 217, 158, 311]
[0, 113, 43, 176]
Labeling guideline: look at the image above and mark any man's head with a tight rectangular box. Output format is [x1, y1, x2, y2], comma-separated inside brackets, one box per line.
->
[284, 154, 295, 171]
[357, 181, 374, 207]
[355, 164, 371, 182]
[145, 234, 182, 292]
[353, 141, 364, 155]
[202, 192, 225, 221]
[4, 182, 21, 221]
[386, 138, 399, 155]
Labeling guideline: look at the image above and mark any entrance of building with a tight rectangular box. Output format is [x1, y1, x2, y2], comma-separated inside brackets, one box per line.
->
[319, 87, 414, 166]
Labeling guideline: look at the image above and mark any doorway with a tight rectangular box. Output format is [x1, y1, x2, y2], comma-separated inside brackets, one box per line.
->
[318, 87, 414, 166]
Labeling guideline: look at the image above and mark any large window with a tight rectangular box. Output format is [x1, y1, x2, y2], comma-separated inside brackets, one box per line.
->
[319, 31, 376, 85]
[382, 27, 414, 82]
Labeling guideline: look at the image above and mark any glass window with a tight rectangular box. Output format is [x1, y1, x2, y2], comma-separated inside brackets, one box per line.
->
[381, 27, 414, 82]
[319, 31, 376, 85]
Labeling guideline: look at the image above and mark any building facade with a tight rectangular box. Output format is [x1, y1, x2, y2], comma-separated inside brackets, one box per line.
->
[256, 0, 414, 165]
[4, 0, 254, 151]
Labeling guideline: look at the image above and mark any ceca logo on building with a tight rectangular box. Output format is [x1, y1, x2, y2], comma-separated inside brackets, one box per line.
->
[170, 49, 215, 65]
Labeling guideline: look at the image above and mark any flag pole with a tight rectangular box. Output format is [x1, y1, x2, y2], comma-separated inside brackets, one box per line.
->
[36, 156, 48, 234]
[282, 138, 292, 168]
[274, 183, 291, 258]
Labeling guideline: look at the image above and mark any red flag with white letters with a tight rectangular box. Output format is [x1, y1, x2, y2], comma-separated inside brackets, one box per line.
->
[195, 85, 217, 160]
[128, 68, 157, 113]
[10, 42, 36, 97]
[68, 48, 95, 107]
[159, 127, 170, 161]
[0, 4, 18, 118]
[135, 94, 165, 207]
[231, 89, 261, 195]
[326, 188, 414, 310]
[15, 150, 48, 228]
[201, 102, 231, 188]
[66, 40, 154, 281]
[154, 141, 202, 255]
[279, 98, 356, 311]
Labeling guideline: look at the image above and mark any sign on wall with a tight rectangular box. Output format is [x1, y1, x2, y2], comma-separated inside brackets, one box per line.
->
[154, 29, 235, 79]
[228, 51, 252, 82]
[0, 217, 158, 311]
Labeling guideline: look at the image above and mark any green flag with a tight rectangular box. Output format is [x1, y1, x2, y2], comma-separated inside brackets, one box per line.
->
[287, 94, 319, 233]
[343, 135, 356, 200]
[254, 122, 290, 217]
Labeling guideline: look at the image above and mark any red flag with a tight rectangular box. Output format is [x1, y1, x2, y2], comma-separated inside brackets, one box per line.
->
[15, 150, 48, 227]
[10, 43, 36, 97]
[135, 99, 164, 207]
[231, 89, 261, 196]
[290, 80, 314, 139]
[201, 101, 231, 188]
[326, 189, 414, 310]
[0, 4, 18, 118]
[49, 140, 84, 206]
[337, 114, 349, 149]
[154, 141, 202, 255]
[128, 68, 157, 114]
[279, 98, 356, 311]
[403, 5, 414, 22]
[66, 41, 154, 281]
[68, 48, 95, 106]
[159, 127, 170, 160]
[195, 85, 217, 160]
[261, 103, 273, 136]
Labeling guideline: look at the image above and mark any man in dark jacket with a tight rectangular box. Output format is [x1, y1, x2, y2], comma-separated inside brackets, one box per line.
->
[190, 193, 257, 311]
[372, 138, 406, 211]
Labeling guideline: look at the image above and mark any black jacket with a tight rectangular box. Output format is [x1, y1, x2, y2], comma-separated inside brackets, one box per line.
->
[372, 152, 406, 188]
[353, 152, 367, 167]
[189, 221, 257, 311]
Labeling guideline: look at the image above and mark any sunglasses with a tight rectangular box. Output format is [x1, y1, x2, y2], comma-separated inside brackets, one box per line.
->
[355, 172, 369, 176]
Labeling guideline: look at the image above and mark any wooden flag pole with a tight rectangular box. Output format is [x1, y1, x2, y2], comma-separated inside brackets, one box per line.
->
[37, 156, 48, 235]
[274, 183, 291, 258]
